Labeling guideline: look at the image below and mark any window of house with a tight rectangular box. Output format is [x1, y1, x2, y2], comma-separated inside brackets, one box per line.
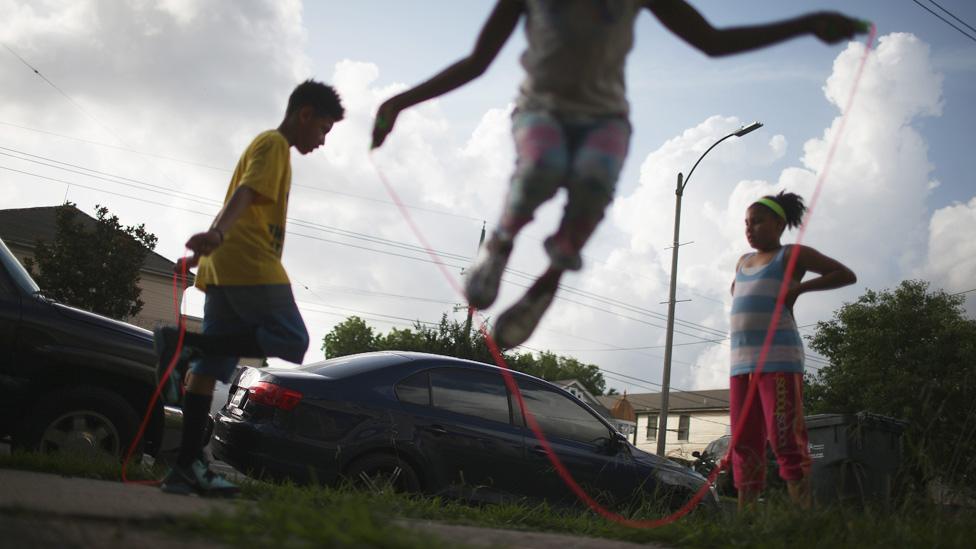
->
[429, 368, 511, 424]
[677, 415, 690, 441]
[646, 414, 658, 441]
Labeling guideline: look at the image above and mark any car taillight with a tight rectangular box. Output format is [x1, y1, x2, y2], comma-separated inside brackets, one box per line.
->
[248, 381, 303, 411]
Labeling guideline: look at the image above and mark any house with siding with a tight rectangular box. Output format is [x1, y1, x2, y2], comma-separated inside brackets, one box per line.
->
[0, 205, 201, 332]
[598, 389, 730, 460]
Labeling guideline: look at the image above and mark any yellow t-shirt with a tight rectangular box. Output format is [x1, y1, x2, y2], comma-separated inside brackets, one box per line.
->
[195, 130, 292, 290]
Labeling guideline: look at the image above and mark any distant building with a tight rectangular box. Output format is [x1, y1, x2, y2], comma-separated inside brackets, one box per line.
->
[599, 389, 730, 460]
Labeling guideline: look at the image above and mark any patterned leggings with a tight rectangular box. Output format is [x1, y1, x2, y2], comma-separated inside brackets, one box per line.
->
[729, 372, 811, 492]
[499, 109, 631, 269]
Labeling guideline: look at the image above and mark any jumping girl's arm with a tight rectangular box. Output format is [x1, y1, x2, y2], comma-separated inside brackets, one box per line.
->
[785, 245, 857, 307]
[182, 186, 260, 268]
[646, 0, 865, 57]
[371, 0, 522, 149]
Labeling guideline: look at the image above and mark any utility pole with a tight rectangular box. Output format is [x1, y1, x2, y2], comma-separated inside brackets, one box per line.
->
[655, 121, 763, 457]
[464, 221, 486, 336]
[656, 172, 684, 456]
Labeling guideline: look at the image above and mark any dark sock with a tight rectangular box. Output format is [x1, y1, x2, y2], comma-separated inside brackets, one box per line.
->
[182, 329, 264, 358]
[177, 392, 213, 469]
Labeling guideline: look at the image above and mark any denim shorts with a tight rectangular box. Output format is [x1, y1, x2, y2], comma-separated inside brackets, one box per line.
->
[189, 284, 309, 383]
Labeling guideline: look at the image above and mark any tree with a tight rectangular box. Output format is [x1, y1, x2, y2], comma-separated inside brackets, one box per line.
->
[321, 314, 614, 395]
[506, 351, 607, 396]
[24, 203, 157, 320]
[805, 280, 976, 488]
[321, 316, 378, 358]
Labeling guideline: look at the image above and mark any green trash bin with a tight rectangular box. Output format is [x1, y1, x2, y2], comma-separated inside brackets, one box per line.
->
[805, 412, 908, 505]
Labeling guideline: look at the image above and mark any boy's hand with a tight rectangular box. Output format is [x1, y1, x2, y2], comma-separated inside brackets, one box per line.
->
[371, 100, 401, 149]
[185, 229, 223, 257]
[173, 256, 199, 283]
[808, 13, 869, 44]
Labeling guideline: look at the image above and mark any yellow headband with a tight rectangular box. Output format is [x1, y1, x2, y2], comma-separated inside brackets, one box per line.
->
[754, 197, 786, 221]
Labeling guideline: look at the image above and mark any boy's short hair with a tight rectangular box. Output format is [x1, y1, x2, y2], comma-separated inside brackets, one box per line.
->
[286, 79, 345, 120]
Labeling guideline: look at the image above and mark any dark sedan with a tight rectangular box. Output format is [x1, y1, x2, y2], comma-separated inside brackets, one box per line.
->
[212, 351, 717, 510]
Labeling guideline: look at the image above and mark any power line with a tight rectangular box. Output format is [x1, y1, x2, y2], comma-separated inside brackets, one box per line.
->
[911, 0, 976, 43]
[0, 120, 230, 171]
[551, 338, 727, 353]
[1, 43, 124, 142]
[1, 139, 737, 342]
[5, 160, 742, 351]
[928, 0, 976, 34]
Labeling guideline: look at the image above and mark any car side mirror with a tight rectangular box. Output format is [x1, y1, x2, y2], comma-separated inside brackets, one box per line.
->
[608, 431, 629, 453]
[692, 451, 702, 458]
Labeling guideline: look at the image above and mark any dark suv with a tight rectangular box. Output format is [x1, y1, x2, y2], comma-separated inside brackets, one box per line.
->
[0, 237, 178, 460]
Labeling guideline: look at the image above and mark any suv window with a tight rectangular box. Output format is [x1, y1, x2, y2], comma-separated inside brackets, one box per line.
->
[705, 435, 730, 458]
[395, 371, 430, 406]
[430, 368, 510, 424]
[519, 383, 610, 444]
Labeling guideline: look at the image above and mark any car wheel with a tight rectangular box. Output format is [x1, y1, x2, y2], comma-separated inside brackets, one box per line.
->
[345, 453, 422, 494]
[19, 386, 140, 461]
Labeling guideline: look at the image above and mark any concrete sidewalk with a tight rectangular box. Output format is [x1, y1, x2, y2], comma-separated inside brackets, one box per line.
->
[0, 469, 669, 549]
[0, 469, 237, 520]
[0, 469, 235, 548]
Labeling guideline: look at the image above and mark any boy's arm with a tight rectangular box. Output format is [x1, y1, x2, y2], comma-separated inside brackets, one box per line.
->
[371, 0, 523, 149]
[182, 186, 260, 269]
[646, 0, 866, 57]
[784, 245, 857, 308]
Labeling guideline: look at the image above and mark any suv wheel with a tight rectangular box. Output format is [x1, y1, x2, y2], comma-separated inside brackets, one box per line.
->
[19, 386, 140, 461]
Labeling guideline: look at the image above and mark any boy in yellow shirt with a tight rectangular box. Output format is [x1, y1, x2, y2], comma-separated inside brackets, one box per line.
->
[154, 80, 344, 496]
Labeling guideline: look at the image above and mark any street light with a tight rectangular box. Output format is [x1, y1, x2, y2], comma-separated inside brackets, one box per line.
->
[655, 121, 763, 457]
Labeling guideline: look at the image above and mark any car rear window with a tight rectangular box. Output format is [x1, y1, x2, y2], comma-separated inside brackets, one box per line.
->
[396, 371, 430, 406]
[429, 368, 510, 425]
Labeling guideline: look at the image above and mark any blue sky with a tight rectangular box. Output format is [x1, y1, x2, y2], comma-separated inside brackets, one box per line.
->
[1, 1, 974, 395]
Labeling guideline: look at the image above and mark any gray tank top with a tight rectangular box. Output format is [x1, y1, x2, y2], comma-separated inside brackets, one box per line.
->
[515, 0, 645, 116]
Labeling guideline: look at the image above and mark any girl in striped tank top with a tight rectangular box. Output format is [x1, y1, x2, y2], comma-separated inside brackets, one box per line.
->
[729, 191, 856, 511]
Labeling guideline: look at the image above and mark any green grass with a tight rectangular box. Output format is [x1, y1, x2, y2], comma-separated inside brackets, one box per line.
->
[0, 449, 162, 481]
[2, 451, 974, 548]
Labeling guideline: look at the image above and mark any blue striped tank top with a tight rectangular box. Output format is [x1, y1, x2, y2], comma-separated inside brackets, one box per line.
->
[730, 245, 804, 376]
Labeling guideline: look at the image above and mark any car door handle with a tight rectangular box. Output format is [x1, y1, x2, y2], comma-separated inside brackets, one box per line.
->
[424, 425, 448, 436]
[530, 445, 549, 457]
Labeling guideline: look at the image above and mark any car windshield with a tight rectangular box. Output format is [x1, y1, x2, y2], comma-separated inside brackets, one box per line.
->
[706, 436, 730, 457]
[0, 238, 40, 294]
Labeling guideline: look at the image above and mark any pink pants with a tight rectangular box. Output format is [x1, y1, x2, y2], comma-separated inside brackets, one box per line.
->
[729, 372, 811, 492]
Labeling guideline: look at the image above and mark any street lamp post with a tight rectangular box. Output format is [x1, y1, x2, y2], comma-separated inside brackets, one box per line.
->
[655, 121, 763, 457]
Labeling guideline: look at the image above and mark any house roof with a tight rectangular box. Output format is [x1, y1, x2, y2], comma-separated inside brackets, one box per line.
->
[0, 205, 192, 280]
[609, 393, 637, 422]
[597, 388, 731, 413]
[551, 379, 612, 417]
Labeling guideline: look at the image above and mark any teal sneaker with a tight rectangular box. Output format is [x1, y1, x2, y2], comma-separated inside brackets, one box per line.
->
[492, 277, 558, 349]
[464, 233, 513, 310]
[160, 460, 240, 498]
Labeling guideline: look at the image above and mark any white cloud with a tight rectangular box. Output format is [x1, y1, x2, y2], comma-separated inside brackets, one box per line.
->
[922, 197, 976, 298]
[609, 33, 948, 391]
[0, 4, 966, 393]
